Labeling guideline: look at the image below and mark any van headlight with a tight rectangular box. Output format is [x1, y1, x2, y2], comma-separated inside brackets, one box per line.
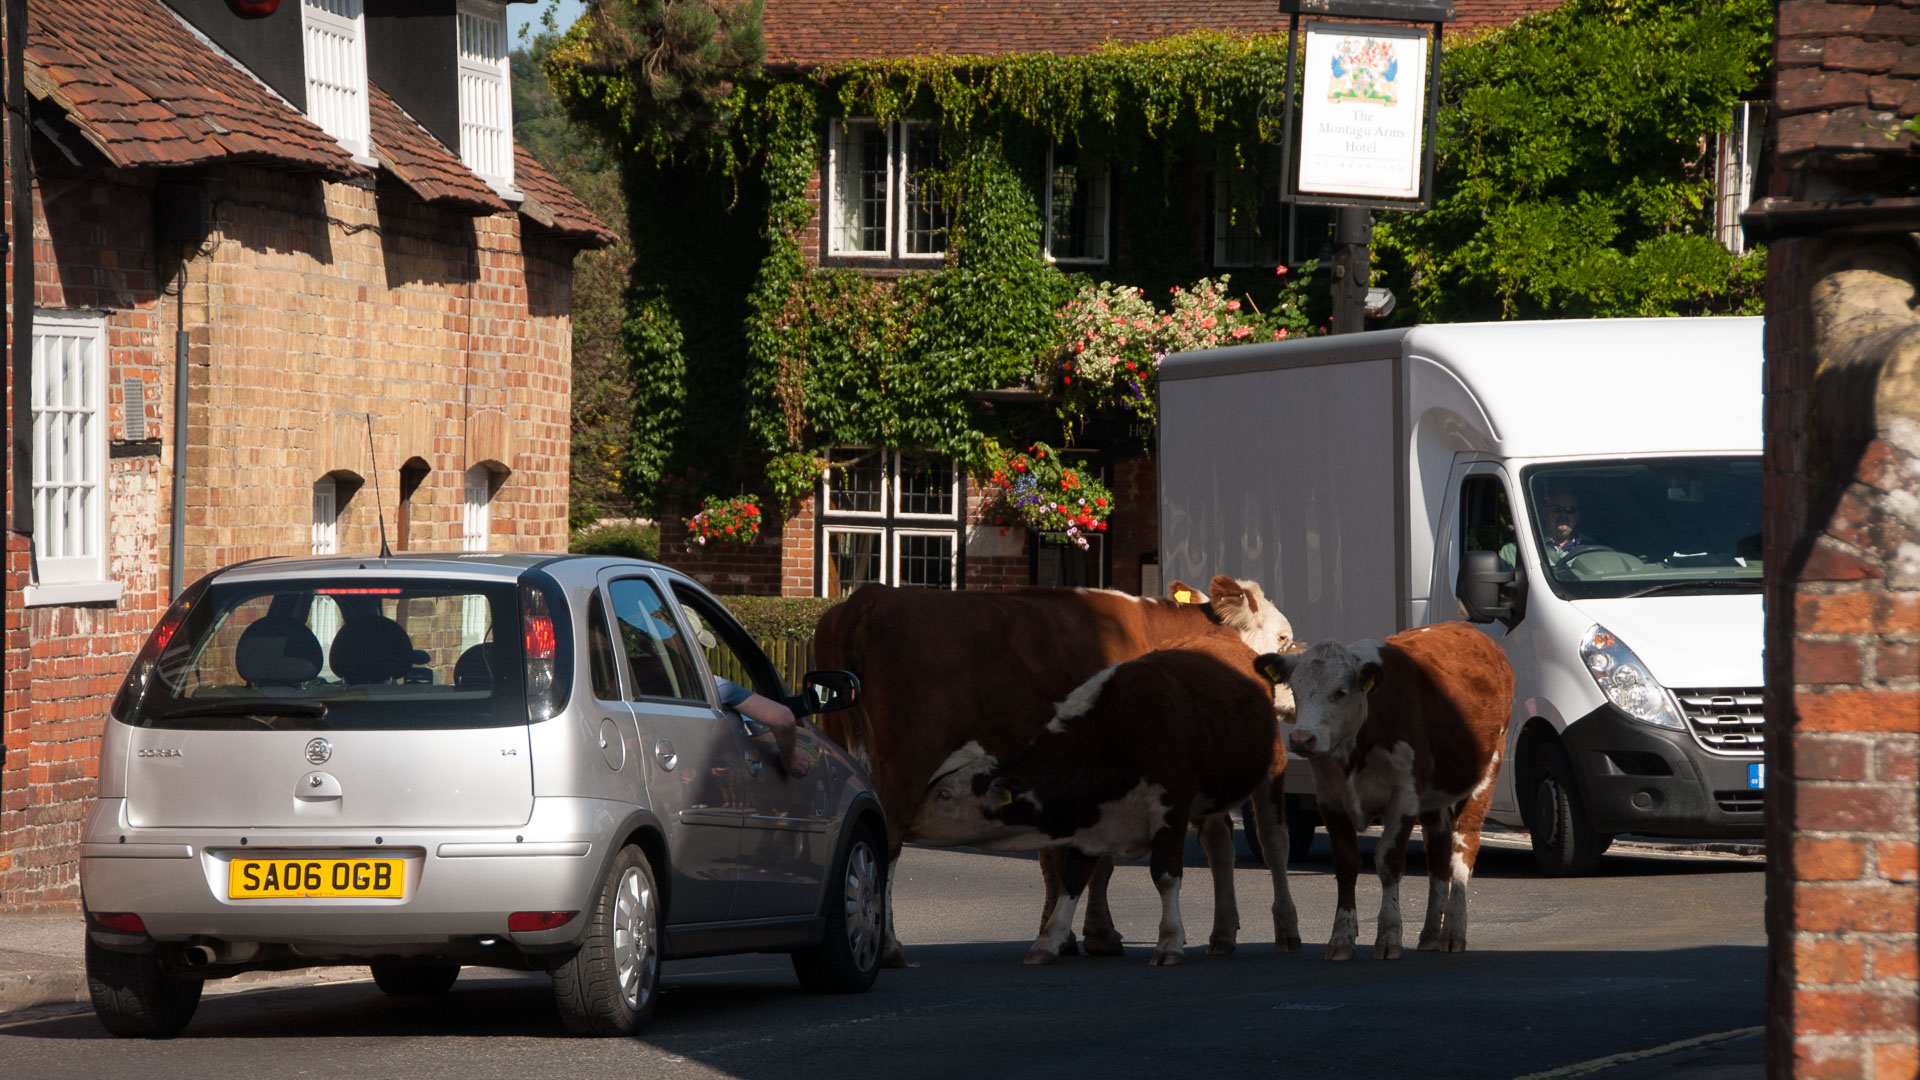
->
[1580, 625, 1684, 730]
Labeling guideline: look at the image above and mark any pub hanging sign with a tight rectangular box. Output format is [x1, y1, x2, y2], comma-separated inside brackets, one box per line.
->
[1297, 23, 1430, 201]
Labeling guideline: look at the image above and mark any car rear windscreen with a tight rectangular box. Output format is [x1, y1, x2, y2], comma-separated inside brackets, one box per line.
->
[121, 579, 529, 730]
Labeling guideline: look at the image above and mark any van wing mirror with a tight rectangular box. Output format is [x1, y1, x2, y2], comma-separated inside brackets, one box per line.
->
[787, 669, 860, 718]
[1458, 550, 1527, 629]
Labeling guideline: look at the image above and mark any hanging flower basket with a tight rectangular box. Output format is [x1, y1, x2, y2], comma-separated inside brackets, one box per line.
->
[684, 494, 761, 548]
[983, 442, 1113, 550]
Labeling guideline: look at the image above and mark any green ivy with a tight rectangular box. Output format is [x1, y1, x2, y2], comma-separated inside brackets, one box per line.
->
[546, 7, 1770, 512]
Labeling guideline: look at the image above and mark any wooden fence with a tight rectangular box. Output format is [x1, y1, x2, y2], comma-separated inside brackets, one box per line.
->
[705, 636, 817, 691]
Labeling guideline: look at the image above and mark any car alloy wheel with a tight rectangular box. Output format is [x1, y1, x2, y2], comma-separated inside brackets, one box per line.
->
[613, 862, 658, 1013]
[842, 838, 883, 973]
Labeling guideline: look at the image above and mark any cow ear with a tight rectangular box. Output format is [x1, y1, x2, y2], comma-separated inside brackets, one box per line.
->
[1256, 652, 1297, 685]
[1358, 660, 1384, 694]
[1208, 575, 1248, 610]
[1167, 579, 1204, 604]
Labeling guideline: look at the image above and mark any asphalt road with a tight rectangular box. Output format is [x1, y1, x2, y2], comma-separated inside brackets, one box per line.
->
[0, 829, 1765, 1080]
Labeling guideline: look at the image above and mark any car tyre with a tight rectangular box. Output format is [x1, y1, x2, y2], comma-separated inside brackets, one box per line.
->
[371, 961, 461, 997]
[85, 936, 202, 1039]
[792, 822, 885, 994]
[1529, 742, 1610, 878]
[552, 845, 661, 1036]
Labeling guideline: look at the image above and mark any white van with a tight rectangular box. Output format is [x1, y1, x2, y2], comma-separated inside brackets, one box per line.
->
[1157, 317, 1764, 875]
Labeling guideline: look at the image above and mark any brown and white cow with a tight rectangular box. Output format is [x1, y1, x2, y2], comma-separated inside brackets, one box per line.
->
[915, 633, 1286, 965]
[1256, 621, 1513, 960]
[812, 576, 1299, 967]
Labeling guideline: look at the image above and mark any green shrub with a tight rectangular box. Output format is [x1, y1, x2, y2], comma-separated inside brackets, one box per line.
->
[723, 595, 841, 640]
[570, 522, 661, 561]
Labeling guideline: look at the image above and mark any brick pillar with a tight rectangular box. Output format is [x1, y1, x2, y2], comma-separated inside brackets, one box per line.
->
[1768, 236, 1920, 1079]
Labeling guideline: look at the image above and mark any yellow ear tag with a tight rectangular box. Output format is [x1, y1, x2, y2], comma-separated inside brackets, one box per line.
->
[1362, 675, 1379, 693]
[1174, 589, 1193, 604]
[997, 787, 1015, 807]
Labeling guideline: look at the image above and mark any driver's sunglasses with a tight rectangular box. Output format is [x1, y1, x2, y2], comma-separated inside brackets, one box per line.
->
[1548, 503, 1580, 515]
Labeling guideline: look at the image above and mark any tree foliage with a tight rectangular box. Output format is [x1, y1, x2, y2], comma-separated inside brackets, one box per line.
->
[1372, 0, 1771, 320]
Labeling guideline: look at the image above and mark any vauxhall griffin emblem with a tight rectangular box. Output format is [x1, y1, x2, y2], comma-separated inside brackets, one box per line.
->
[304, 738, 333, 765]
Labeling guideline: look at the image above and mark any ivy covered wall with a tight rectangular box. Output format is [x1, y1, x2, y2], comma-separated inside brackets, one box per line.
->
[547, 0, 1770, 516]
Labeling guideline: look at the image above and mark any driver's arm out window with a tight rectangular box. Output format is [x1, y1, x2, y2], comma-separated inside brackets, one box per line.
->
[670, 586, 777, 701]
[606, 577, 706, 702]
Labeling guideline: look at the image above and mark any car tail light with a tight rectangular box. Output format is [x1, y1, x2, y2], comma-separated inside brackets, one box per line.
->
[508, 910, 578, 933]
[93, 912, 147, 934]
[522, 584, 559, 721]
[137, 606, 188, 664]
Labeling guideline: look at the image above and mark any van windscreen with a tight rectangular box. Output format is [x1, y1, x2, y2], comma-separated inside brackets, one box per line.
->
[1521, 457, 1762, 601]
[120, 579, 529, 730]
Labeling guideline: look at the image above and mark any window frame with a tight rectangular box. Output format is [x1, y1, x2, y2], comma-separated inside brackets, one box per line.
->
[828, 118, 894, 257]
[456, 0, 515, 195]
[815, 447, 964, 596]
[891, 452, 959, 522]
[300, 0, 373, 163]
[312, 476, 339, 555]
[25, 310, 117, 606]
[1715, 101, 1765, 256]
[891, 528, 959, 590]
[896, 120, 950, 262]
[462, 465, 492, 552]
[820, 447, 889, 519]
[820, 524, 889, 599]
[1044, 141, 1111, 266]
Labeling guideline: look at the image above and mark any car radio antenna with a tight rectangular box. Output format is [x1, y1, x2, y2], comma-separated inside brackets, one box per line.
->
[365, 412, 392, 558]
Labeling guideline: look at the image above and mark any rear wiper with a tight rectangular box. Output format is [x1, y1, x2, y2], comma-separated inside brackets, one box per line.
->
[159, 700, 329, 721]
[1624, 580, 1761, 599]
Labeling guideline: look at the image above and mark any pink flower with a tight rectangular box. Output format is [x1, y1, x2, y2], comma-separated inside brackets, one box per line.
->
[1231, 327, 1250, 339]
[1276, 265, 1288, 275]
[1200, 316, 1217, 329]
[1227, 300, 1241, 312]
[1278, 329, 1289, 339]
[1117, 337, 1127, 346]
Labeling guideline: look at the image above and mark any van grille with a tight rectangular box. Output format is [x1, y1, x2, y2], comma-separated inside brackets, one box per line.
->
[1714, 790, 1764, 814]
[1673, 688, 1765, 757]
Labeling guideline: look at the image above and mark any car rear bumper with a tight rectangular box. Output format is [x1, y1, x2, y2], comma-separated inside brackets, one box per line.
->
[80, 796, 626, 958]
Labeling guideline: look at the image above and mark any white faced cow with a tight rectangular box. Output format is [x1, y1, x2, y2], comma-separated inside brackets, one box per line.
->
[1256, 622, 1513, 960]
[916, 633, 1287, 965]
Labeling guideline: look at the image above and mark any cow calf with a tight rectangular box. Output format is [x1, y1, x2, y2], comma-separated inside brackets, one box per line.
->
[1257, 622, 1513, 961]
[918, 634, 1290, 966]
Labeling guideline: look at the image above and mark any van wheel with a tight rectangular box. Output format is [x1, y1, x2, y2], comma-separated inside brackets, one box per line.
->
[1529, 743, 1610, 877]
[85, 937, 202, 1038]
[793, 822, 885, 993]
[552, 845, 661, 1036]
[371, 961, 461, 997]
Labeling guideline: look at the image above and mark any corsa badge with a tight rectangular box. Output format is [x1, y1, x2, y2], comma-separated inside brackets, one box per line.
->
[305, 737, 333, 765]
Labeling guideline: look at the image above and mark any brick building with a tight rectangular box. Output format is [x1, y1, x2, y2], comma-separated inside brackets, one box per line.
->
[1742, 1, 1920, 1075]
[1, 0, 611, 911]
[655, 0, 1572, 600]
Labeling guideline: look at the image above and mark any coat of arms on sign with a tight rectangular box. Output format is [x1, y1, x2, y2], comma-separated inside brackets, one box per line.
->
[1327, 38, 1400, 106]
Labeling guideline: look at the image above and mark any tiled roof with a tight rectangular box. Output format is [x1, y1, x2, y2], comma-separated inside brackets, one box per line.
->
[762, 0, 1567, 66]
[369, 84, 509, 214]
[1773, 0, 1920, 162]
[512, 146, 619, 248]
[24, 0, 359, 174]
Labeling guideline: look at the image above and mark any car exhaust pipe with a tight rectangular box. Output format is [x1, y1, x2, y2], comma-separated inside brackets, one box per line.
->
[181, 945, 217, 967]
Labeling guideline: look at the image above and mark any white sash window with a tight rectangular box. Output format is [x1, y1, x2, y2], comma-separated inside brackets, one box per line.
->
[457, 0, 514, 193]
[26, 311, 118, 605]
[303, 0, 371, 161]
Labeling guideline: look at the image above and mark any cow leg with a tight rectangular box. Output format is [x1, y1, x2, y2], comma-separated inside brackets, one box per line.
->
[1373, 811, 1416, 960]
[1416, 807, 1454, 952]
[1027, 848, 1100, 965]
[1440, 776, 1497, 953]
[1036, 848, 1080, 957]
[1078, 856, 1125, 956]
[881, 851, 909, 969]
[1248, 780, 1301, 952]
[1321, 807, 1362, 962]
[1148, 820, 1191, 966]
[1197, 812, 1239, 955]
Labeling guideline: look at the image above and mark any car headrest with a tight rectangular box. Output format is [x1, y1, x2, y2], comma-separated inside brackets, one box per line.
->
[234, 616, 324, 688]
[454, 643, 499, 689]
[329, 615, 415, 685]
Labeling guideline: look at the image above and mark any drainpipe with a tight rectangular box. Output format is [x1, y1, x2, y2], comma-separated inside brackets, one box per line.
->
[169, 256, 186, 597]
[7, 0, 29, 536]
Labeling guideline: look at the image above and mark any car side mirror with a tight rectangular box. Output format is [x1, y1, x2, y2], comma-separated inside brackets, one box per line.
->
[787, 669, 860, 718]
[1458, 549, 1527, 629]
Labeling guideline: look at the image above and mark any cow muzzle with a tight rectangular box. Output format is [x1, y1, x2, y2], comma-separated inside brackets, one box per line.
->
[1287, 729, 1320, 755]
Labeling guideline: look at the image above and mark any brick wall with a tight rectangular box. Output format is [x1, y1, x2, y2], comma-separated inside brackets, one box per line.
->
[1, 163, 581, 911]
[1765, 234, 1920, 1078]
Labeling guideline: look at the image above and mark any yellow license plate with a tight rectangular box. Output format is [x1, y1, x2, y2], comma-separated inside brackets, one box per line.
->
[228, 858, 405, 899]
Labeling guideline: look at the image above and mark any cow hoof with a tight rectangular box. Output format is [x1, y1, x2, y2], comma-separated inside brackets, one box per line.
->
[1375, 942, 1403, 960]
[1274, 936, 1303, 954]
[1058, 933, 1081, 958]
[1148, 950, 1184, 966]
[881, 944, 911, 970]
[1023, 946, 1061, 966]
[1081, 929, 1126, 957]
[1417, 935, 1441, 952]
[1325, 943, 1356, 962]
[1442, 937, 1468, 954]
[1207, 934, 1237, 956]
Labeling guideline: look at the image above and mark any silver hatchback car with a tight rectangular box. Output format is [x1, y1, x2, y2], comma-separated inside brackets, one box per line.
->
[80, 554, 884, 1038]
